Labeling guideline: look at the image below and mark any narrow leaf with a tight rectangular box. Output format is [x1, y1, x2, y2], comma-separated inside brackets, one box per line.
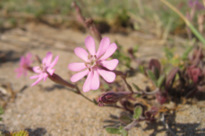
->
[166, 67, 179, 88]
[147, 70, 157, 86]
[157, 75, 165, 88]
[164, 47, 173, 60]
[106, 127, 121, 134]
[11, 130, 29, 136]
[133, 107, 142, 119]
[138, 65, 145, 74]
[132, 83, 141, 91]
[119, 126, 128, 136]
[121, 129, 128, 136]
[0, 107, 3, 115]
[182, 45, 194, 60]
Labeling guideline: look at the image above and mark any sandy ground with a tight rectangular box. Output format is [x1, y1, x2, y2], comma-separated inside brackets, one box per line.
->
[0, 23, 205, 136]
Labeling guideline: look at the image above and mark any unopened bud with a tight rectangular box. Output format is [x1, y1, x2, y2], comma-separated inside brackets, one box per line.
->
[187, 66, 202, 83]
[98, 91, 130, 106]
[156, 92, 167, 105]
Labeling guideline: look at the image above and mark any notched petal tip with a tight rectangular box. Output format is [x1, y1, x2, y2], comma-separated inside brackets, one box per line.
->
[50, 55, 59, 68]
[96, 37, 110, 58]
[43, 52, 53, 65]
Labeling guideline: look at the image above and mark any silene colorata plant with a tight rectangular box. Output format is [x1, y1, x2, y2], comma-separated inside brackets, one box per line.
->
[15, 1, 205, 135]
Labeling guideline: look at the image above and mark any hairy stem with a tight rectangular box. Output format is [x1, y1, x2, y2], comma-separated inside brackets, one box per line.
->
[74, 85, 96, 104]
[114, 70, 134, 93]
[49, 73, 76, 88]
[122, 77, 134, 93]
[72, 2, 102, 42]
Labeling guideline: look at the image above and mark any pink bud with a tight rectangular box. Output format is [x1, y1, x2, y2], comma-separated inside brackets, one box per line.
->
[187, 66, 202, 83]
[98, 91, 130, 106]
[155, 92, 167, 105]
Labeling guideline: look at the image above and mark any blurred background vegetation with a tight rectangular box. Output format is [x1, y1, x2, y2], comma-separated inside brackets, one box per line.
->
[0, 0, 204, 37]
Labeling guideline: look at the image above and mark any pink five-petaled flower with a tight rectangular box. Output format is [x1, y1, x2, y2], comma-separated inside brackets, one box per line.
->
[15, 53, 32, 78]
[68, 36, 119, 92]
[30, 52, 59, 86]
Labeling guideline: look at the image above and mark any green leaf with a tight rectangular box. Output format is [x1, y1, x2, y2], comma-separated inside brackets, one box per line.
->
[121, 129, 128, 136]
[12, 130, 29, 136]
[0, 107, 3, 115]
[133, 45, 139, 53]
[133, 107, 142, 119]
[119, 114, 132, 124]
[157, 75, 165, 88]
[147, 70, 157, 86]
[119, 126, 128, 136]
[106, 127, 121, 134]
[132, 83, 141, 91]
[138, 65, 145, 74]
[181, 45, 194, 60]
[164, 47, 173, 60]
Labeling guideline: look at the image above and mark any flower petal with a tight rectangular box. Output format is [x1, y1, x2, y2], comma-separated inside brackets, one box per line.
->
[43, 52, 53, 65]
[43, 73, 48, 81]
[31, 76, 43, 86]
[85, 36, 96, 55]
[74, 47, 89, 62]
[83, 71, 93, 92]
[97, 69, 116, 83]
[91, 70, 100, 90]
[25, 53, 32, 65]
[30, 75, 40, 79]
[70, 69, 89, 82]
[15, 67, 23, 78]
[26, 53, 32, 59]
[101, 59, 119, 70]
[50, 55, 59, 68]
[68, 63, 86, 72]
[20, 56, 26, 66]
[47, 68, 55, 75]
[33, 66, 42, 73]
[96, 37, 110, 58]
[100, 43, 117, 60]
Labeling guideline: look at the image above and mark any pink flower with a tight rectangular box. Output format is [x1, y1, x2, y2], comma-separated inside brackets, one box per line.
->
[15, 53, 32, 78]
[30, 52, 59, 86]
[68, 36, 119, 92]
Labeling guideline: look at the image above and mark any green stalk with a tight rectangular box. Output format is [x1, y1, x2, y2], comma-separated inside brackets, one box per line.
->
[160, 0, 205, 45]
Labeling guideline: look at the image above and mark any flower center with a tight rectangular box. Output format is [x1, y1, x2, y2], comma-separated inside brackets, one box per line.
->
[85, 55, 98, 70]
[40, 63, 48, 72]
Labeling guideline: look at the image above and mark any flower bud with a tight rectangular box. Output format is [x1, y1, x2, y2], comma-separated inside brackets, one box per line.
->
[187, 66, 202, 83]
[155, 92, 167, 105]
[98, 91, 130, 106]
